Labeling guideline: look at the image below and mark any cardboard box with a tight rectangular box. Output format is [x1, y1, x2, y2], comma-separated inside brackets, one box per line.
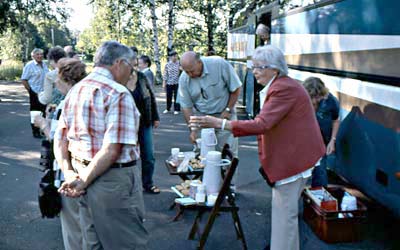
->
[303, 187, 367, 243]
[305, 187, 338, 212]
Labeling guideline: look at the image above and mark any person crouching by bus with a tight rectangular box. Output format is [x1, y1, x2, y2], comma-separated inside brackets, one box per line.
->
[303, 77, 340, 188]
[189, 45, 325, 250]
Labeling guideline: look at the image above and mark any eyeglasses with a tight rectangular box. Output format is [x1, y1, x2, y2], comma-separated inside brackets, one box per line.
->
[251, 65, 272, 70]
[200, 88, 208, 100]
[123, 60, 135, 74]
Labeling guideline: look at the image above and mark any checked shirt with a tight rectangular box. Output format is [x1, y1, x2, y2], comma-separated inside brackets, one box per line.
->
[55, 67, 141, 163]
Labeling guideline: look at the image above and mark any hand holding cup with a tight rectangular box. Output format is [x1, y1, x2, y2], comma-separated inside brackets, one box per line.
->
[189, 115, 201, 131]
[33, 114, 45, 128]
[189, 115, 222, 130]
[30, 111, 42, 124]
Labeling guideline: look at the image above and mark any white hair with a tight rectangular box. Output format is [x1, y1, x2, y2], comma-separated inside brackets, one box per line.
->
[31, 48, 43, 56]
[252, 45, 288, 76]
[94, 41, 135, 67]
[256, 24, 270, 36]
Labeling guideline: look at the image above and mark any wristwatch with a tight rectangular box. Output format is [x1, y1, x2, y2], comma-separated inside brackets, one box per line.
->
[224, 107, 231, 113]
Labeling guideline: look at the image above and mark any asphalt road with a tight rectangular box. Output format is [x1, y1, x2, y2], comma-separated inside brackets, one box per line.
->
[0, 80, 399, 250]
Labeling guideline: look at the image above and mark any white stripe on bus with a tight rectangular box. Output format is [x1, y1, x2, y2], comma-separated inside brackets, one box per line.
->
[272, 34, 400, 55]
[289, 69, 400, 113]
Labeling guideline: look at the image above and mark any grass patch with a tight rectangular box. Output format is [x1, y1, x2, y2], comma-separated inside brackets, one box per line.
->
[0, 60, 23, 81]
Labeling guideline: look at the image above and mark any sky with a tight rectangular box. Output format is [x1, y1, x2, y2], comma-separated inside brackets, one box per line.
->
[65, 0, 94, 32]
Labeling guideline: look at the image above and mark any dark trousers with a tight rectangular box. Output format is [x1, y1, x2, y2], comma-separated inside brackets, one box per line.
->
[29, 89, 46, 135]
[139, 125, 156, 189]
[311, 155, 328, 188]
[166, 84, 180, 111]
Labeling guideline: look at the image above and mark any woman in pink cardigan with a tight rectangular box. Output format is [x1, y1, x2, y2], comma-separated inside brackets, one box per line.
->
[190, 45, 325, 250]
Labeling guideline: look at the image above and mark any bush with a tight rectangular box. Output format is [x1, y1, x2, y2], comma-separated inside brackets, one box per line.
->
[0, 60, 23, 81]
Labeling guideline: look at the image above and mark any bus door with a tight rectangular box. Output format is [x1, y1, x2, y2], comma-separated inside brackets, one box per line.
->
[251, 12, 272, 116]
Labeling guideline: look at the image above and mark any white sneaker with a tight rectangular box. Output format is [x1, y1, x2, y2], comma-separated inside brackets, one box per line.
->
[163, 110, 169, 114]
[174, 111, 179, 115]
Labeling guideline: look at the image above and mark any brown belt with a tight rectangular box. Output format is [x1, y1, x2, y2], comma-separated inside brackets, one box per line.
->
[71, 156, 136, 169]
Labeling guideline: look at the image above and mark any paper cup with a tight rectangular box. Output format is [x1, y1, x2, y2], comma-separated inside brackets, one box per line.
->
[171, 148, 180, 157]
[207, 194, 218, 206]
[189, 116, 200, 131]
[30, 111, 42, 123]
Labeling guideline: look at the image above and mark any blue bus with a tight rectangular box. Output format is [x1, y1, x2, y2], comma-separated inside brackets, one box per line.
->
[228, 0, 400, 216]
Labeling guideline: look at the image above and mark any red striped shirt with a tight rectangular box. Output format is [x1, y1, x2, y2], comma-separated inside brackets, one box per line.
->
[55, 67, 140, 162]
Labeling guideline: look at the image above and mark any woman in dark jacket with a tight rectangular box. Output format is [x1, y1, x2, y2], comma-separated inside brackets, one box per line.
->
[127, 62, 161, 194]
[303, 77, 340, 188]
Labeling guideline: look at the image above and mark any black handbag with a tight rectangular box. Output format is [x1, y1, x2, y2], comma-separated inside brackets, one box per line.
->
[38, 169, 62, 218]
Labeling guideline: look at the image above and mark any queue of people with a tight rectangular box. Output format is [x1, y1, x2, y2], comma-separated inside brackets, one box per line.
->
[22, 38, 341, 250]
[54, 41, 149, 250]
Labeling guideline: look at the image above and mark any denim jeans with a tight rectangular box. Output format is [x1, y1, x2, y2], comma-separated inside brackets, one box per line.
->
[311, 155, 328, 188]
[139, 125, 156, 189]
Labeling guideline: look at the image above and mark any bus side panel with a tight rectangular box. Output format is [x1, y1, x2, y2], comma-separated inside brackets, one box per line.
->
[335, 107, 400, 217]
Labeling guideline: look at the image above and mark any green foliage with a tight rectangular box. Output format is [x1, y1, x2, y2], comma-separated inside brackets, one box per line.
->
[0, 1, 18, 34]
[0, 29, 24, 60]
[0, 0, 72, 62]
[35, 18, 73, 49]
[0, 60, 23, 81]
[1, 0, 272, 63]
[0, 17, 73, 62]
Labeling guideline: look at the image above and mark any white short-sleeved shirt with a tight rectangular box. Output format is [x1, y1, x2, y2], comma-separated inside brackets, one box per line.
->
[21, 60, 48, 93]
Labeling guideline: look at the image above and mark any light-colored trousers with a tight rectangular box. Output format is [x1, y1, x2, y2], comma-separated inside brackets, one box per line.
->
[271, 177, 308, 250]
[60, 196, 82, 250]
[73, 160, 149, 250]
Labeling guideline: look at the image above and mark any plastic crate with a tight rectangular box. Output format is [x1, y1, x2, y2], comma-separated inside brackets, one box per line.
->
[302, 187, 367, 243]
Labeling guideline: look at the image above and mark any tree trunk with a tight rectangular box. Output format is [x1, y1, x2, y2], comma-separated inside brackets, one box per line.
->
[205, 1, 215, 54]
[149, 0, 162, 85]
[16, 1, 29, 63]
[167, 0, 175, 55]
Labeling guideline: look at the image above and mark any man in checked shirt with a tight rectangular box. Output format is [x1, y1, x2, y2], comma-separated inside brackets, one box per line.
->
[54, 41, 148, 250]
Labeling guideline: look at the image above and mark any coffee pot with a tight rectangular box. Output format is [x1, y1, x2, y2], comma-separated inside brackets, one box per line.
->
[200, 128, 217, 158]
[202, 151, 231, 195]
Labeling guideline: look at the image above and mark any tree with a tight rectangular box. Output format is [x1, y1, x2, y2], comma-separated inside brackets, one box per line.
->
[0, 1, 18, 34]
[166, 0, 177, 55]
[0, 0, 70, 62]
[148, 0, 162, 85]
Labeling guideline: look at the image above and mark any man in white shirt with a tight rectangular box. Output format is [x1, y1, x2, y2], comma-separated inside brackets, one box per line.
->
[21, 48, 49, 138]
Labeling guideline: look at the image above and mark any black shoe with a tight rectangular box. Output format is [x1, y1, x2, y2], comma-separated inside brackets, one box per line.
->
[263, 244, 270, 250]
[33, 131, 42, 138]
[144, 185, 161, 194]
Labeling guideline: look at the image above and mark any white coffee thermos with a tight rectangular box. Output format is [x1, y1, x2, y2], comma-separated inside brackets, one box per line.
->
[200, 128, 217, 158]
[202, 151, 231, 195]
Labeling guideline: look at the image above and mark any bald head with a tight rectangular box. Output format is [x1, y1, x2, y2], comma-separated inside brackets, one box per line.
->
[181, 51, 199, 67]
[180, 51, 203, 78]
